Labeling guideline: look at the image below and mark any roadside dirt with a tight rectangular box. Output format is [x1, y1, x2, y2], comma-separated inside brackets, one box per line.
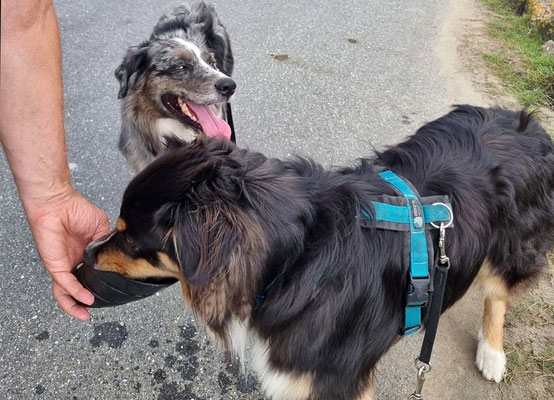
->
[428, 1, 554, 399]
[438, 0, 554, 132]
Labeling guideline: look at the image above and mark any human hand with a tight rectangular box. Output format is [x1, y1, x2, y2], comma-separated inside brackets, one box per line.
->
[0, 0, 110, 320]
[25, 188, 110, 320]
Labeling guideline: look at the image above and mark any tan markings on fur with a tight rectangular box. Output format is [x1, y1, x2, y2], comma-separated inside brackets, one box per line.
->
[356, 375, 375, 400]
[281, 374, 312, 400]
[262, 369, 313, 400]
[476, 259, 509, 352]
[157, 252, 181, 275]
[116, 218, 127, 232]
[135, 82, 167, 133]
[96, 249, 180, 280]
[482, 297, 508, 351]
[135, 81, 166, 120]
[476, 259, 509, 300]
[190, 275, 229, 326]
[121, 80, 172, 161]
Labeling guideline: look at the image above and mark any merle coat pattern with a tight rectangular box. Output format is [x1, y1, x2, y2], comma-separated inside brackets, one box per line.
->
[115, 1, 235, 173]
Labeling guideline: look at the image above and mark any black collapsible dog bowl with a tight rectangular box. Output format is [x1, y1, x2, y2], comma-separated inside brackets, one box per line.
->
[73, 262, 178, 308]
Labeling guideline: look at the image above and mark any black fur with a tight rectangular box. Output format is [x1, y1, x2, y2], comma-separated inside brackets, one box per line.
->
[92, 106, 554, 399]
[114, 43, 151, 99]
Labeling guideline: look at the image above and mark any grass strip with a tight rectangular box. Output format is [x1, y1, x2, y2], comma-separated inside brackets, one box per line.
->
[482, 0, 554, 108]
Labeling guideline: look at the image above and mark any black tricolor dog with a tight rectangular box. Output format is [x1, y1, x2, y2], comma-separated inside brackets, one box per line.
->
[115, 1, 235, 173]
[77, 106, 554, 399]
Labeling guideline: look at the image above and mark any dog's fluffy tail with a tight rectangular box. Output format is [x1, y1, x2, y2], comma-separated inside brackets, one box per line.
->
[517, 109, 537, 134]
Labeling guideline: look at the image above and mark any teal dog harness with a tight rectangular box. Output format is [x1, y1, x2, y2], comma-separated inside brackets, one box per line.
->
[361, 170, 453, 336]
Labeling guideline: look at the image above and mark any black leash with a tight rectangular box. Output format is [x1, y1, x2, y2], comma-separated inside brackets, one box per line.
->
[408, 224, 451, 400]
[226, 102, 236, 143]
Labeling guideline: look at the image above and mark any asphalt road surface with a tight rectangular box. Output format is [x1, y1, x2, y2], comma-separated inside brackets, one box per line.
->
[1, 1, 464, 399]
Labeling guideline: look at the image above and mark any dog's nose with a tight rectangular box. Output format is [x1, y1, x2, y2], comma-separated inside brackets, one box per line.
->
[215, 77, 236, 97]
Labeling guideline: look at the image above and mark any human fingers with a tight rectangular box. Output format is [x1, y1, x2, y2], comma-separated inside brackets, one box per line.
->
[51, 270, 94, 307]
[53, 270, 94, 304]
[52, 281, 91, 321]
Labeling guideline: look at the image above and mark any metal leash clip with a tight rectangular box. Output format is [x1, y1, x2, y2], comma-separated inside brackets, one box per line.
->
[407, 358, 431, 400]
[431, 202, 452, 269]
[437, 223, 450, 269]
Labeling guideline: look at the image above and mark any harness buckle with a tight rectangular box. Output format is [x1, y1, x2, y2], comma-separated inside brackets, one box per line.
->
[403, 325, 421, 336]
[406, 275, 429, 307]
[403, 275, 429, 335]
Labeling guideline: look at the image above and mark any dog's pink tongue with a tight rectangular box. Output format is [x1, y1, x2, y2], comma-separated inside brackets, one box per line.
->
[185, 101, 231, 140]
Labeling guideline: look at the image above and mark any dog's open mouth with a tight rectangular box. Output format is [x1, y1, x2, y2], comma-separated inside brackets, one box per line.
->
[161, 94, 231, 140]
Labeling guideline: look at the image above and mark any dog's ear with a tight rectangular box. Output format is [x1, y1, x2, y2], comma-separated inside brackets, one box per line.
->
[156, 204, 202, 281]
[209, 28, 233, 77]
[160, 203, 239, 287]
[150, 149, 239, 285]
[114, 43, 150, 99]
[185, 206, 239, 287]
[191, 1, 234, 76]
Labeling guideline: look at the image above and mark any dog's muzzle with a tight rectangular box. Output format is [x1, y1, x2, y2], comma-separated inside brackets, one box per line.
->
[73, 262, 178, 308]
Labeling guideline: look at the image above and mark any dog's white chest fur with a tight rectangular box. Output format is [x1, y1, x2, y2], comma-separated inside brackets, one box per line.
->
[226, 318, 312, 400]
[155, 118, 197, 143]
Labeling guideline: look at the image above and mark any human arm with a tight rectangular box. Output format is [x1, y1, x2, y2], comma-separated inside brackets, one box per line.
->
[0, 0, 110, 320]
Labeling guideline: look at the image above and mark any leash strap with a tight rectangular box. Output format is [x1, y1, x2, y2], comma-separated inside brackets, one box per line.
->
[226, 102, 236, 143]
[420, 221, 451, 362]
[419, 263, 449, 363]
[408, 223, 451, 400]
[361, 170, 453, 336]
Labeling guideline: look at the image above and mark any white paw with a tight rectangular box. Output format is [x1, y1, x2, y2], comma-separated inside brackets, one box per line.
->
[475, 328, 506, 383]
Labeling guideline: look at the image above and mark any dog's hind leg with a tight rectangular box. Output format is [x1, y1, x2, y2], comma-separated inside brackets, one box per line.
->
[477, 296, 508, 382]
[475, 259, 509, 383]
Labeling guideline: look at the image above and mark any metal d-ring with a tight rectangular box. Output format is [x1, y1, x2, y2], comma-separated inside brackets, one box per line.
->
[430, 202, 453, 229]
[414, 357, 432, 373]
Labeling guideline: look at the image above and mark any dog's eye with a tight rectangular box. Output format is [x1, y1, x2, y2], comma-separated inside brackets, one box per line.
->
[209, 54, 218, 68]
[126, 236, 140, 251]
[175, 65, 185, 71]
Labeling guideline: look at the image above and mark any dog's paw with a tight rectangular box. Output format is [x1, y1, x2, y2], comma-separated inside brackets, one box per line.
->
[475, 328, 506, 383]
